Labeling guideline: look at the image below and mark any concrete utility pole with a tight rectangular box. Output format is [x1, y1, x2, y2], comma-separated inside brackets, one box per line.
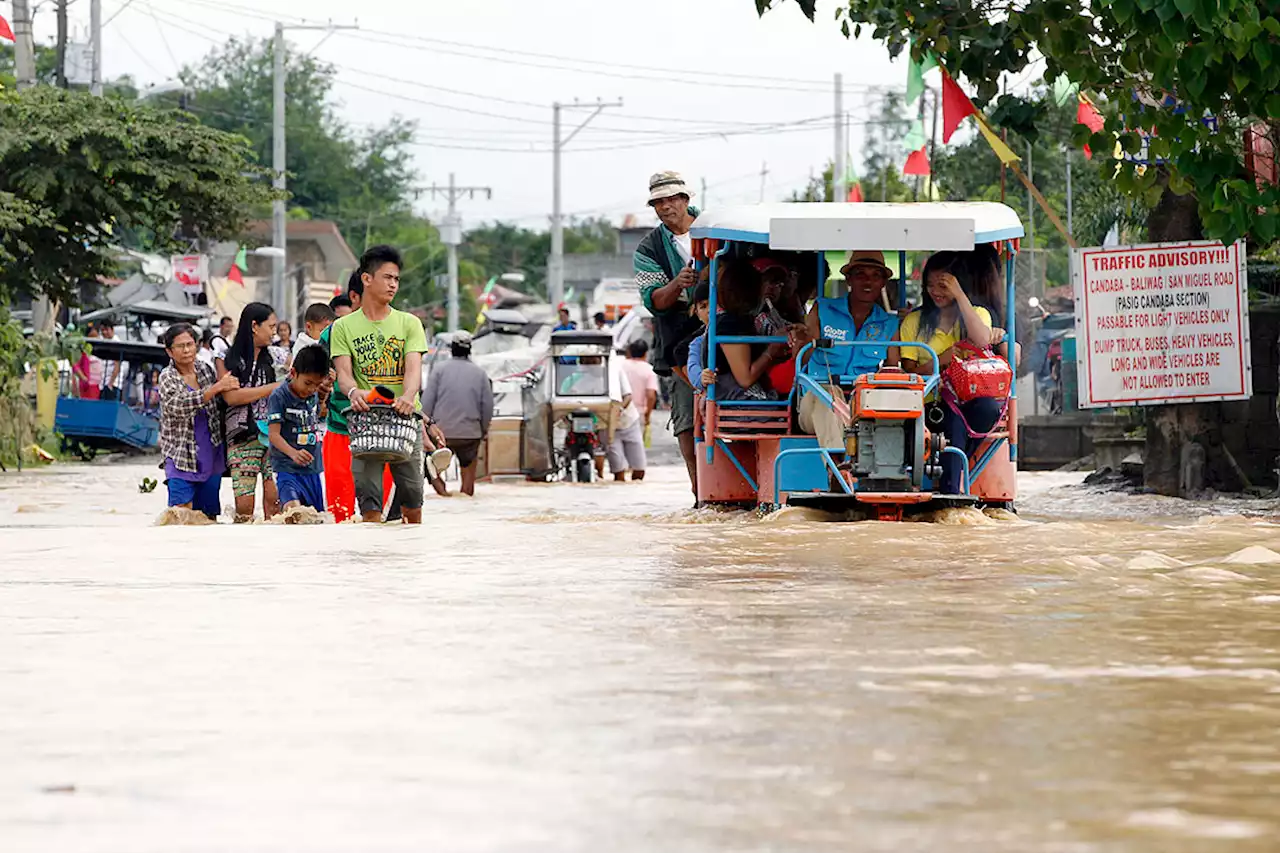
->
[1065, 146, 1074, 239]
[90, 0, 102, 96]
[11, 0, 35, 89]
[1026, 142, 1037, 298]
[549, 98, 622, 310]
[425, 173, 492, 332]
[833, 73, 846, 201]
[272, 20, 358, 324]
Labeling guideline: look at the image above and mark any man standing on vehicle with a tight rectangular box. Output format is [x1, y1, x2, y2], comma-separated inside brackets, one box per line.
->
[331, 246, 429, 524]
[634, 170, 701, 501]
[794, 250, 900, 451]
[422, 331, 493, 497]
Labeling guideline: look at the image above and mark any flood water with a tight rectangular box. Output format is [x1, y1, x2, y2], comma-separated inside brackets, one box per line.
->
[2, 452, 1279, 852]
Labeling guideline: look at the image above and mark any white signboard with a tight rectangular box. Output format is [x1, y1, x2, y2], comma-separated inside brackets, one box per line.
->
[1072, 240, 1251, 408]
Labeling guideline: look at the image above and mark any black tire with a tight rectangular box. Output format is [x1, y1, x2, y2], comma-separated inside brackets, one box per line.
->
[575, 456, 593, 483]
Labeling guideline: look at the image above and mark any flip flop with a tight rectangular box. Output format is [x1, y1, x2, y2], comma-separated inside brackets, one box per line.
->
[429, 447, 454, 475]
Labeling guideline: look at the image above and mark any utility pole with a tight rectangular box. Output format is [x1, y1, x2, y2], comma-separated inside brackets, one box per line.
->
[1065, 146, 1074, 239]
[833, 73, 846, 202]
[55, 0, 68, 89]
[11, 0, 35, 89]
[549, 98, 622, 310]
[272, 20, 358, 325]
[425, 173, 492, 332]
[90, 0, 102, 96]
[928, 87, 940, 200]
[1027, 142, 1036, 298]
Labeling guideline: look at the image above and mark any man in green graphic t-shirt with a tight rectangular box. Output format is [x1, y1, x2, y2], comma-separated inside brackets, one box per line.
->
[330, 245, 429, 524]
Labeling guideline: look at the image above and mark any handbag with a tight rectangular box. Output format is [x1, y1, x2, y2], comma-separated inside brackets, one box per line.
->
[943, 340, 1012, 403]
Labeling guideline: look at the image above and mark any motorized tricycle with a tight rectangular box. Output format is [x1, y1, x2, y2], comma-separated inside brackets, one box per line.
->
[688, 201, 1024, 520]
[548, 330, 616, 483]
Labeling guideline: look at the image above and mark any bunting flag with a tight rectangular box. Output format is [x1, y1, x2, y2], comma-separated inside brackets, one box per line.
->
[974, 115, 1021, 164]
[1077, 95, 1106, 159]
[1052, 75, 1079, 107]
[226, 246, 248, 285]
[903, 148, 931, 176]
[940, 70, 976, 143]
[0, 15, 13, 42]
[902, 119, 927, 153]
[905, 44, 939, 105]
[844, 157, 864, 203]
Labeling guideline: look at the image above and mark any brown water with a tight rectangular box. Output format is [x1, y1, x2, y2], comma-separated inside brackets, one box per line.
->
[2, 457, 1279, 852]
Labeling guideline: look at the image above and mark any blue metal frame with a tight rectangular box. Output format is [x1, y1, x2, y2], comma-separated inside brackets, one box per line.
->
[792, 340, 942, 408]
[1003, 243, 1018, 463]
[772, 446, 854, 504]
[940, 446, 972, 493]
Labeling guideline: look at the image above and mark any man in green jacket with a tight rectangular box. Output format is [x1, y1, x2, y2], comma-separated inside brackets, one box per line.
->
[634, 170, 700, 501]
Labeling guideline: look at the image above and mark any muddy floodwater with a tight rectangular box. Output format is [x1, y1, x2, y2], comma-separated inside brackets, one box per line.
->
[2, 456, 1280, 852]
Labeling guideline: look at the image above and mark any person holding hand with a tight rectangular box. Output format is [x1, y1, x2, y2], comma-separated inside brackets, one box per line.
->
[265, 344, 331, 516]
[159, 323, 240, 520]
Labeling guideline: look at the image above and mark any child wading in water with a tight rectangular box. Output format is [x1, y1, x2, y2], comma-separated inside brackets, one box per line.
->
[265, 344, 332, 517]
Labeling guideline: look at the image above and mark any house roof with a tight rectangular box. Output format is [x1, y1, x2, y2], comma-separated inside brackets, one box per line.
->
[245, 220, 358, 278]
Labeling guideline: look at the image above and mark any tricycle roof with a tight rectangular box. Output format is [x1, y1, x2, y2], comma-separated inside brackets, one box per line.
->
[550, 330, 614, 349]
[690, 201, 1024, 251]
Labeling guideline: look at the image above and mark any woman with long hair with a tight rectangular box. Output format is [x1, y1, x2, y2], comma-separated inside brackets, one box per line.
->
[889, 251, 1003, 495]
[216, 302, 288, 522]
[159, 324, 239, 520]
[702, 257, 791, 400]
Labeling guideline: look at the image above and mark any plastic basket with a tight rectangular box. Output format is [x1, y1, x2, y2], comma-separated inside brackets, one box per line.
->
[347, 404, 421, 463]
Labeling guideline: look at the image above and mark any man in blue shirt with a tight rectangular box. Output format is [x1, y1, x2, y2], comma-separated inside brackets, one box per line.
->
[796, 250, 900, 450]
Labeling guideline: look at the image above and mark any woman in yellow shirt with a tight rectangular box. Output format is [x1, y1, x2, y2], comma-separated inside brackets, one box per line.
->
[888, 252, 1006, 495]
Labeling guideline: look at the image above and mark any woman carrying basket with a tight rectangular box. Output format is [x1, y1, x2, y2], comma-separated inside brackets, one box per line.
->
[329, 245, 430, 524]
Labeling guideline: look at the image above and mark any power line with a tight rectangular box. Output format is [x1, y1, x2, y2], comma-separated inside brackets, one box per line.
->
[154, 0, 897, 95]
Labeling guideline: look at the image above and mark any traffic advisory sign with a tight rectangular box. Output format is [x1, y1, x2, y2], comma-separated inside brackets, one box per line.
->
[1072, 240, 1251, 408]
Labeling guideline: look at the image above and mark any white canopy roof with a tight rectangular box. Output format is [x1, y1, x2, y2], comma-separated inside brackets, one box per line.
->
[690, 202, 1024, 251]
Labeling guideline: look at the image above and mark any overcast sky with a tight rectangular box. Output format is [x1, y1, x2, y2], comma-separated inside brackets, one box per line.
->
[42, 0, 912, 230]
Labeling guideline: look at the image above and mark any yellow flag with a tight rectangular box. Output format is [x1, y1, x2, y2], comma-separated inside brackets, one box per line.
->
[975, 117, 1020, 164]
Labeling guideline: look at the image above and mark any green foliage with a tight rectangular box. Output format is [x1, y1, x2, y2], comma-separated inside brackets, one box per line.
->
[0, 86, 274, 304]
[463, 218, 619, 299]
[0, 306, 82, 468]
[167, 38, 418, 226]
[757, 0, 1280, 247]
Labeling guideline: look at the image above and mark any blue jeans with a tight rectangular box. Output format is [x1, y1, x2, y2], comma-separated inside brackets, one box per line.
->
[167, 475, 223, 520]
[939, 398, 1004, 495]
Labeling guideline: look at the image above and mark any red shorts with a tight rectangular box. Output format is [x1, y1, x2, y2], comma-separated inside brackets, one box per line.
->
[323, 432, 392, 522]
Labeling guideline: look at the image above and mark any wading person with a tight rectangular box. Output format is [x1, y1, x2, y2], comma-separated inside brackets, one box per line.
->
[158, 323, 239, 520]
[421, 331, 493, 497]
[635, 170, 701, 502]
[331, 246, 429, 524]
[620, 339, 660, 449]
[266, 344, 331, 515]
[217, 302, 288, 523]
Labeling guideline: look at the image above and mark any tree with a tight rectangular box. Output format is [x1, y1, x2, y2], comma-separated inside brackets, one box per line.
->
[0, 87, 274, 304]
[758, 0, 1279, 497]
[462, 217, 618, 299]
[164, 38, 418, 230]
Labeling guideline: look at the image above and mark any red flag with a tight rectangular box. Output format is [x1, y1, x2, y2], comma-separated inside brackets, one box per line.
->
[941, 70, 977, 143]
[1077, 97, 1105, 159]
[903, 148, 931, 176]
[847, 182, 864, 203]
[0, 15, 13, 42]
[227, 264, 244, 285]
